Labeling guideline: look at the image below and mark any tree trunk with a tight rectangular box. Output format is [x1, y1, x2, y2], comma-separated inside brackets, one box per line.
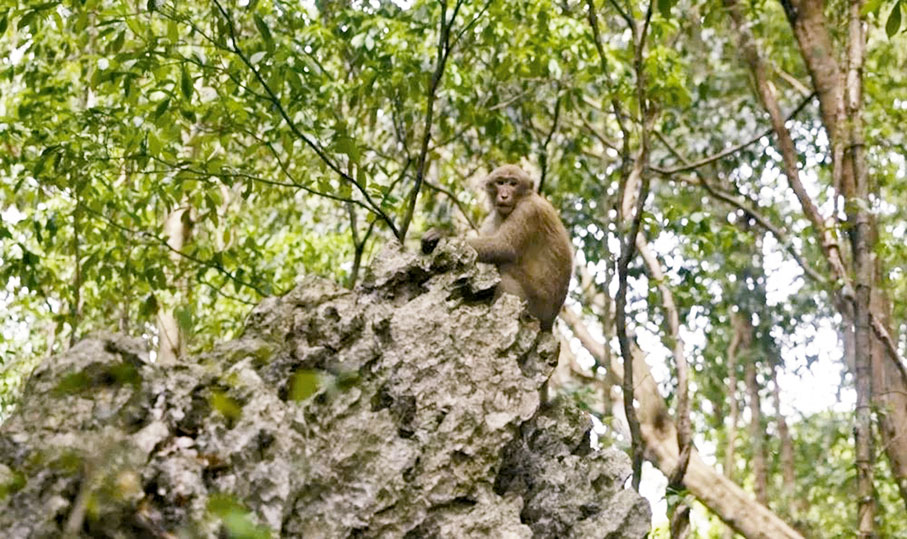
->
[843, 1, 876, 533]
[771, 364, 799, 518]
[723, 313, 743, 539]
[871, 290, 907, 510]
[731, 310, 769, 506]
[636, 235, 692, 538]
[745, 348, 768, 506]
[156, 207, 191, 365]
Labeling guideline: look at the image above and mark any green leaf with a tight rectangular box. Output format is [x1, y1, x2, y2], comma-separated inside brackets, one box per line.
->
[887, 1, 902, 37]
[175, 305, 193, 332]
[153, 98, 170, 119]
[140, 294, 159, 317]
[111, 30, 125, 52]
[861, 0, 883, 16]
[288, 369, 321, 401]
[658, 0, 675, 17]
[209, 391, 243, 422]
[254, 15, 274, 51]
[333, 135, 359, 162]
[180, 64, 193, 100]
[147, 132, 162, 155]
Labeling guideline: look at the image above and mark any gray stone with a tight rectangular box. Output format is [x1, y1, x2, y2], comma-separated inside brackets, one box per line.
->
[0, 242, 649, 538]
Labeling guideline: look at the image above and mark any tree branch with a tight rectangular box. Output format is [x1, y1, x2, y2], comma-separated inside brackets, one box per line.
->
[211, 0, 399, 239]
[423, 179, 478, 231]
[79, 203, 268, 297]
[399, 0, 464, 241]
[723, 0, 850, 296]
[648, 93, 816, 176]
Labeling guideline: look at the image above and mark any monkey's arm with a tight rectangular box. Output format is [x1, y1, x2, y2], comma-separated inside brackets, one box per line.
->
[468, 204, 536, 264]
[468, 235, 518, 264]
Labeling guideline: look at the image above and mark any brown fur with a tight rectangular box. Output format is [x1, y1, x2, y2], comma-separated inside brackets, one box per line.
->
[466, 165, 573, 331]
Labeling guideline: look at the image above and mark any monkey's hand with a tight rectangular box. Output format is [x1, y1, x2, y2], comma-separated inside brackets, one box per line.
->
[421, 228, 443, 254]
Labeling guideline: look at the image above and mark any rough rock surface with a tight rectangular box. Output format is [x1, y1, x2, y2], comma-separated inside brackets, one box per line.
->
[0, 241, 650, 538]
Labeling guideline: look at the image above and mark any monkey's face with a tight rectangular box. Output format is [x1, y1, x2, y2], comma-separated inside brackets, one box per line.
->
[483, 165, 532, 217]
[489, 176, 524, 216]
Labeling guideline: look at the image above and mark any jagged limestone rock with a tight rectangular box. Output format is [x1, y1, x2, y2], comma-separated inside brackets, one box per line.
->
[0, 241, 650, 537]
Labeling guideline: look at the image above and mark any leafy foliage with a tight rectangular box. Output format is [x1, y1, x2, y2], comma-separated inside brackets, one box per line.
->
[2, 0, 907, 533]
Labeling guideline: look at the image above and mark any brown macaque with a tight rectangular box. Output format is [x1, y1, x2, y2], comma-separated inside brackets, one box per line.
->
[422, 165, 573, 331]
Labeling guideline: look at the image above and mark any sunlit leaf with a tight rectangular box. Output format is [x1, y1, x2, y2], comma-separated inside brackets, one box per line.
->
[209, 391, 243, 422]
[862, 0, 884, 16]
[288, 370, 321, 401]
[887, 0, 902, 37]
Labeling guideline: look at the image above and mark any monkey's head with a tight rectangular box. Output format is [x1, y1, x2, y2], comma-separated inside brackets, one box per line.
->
[484, 165, 533, 217]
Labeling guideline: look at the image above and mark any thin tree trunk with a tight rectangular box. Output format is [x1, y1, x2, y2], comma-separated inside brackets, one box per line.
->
[723, 313, 743, 539]
[156, 207, 190, 365]
[845, 1, 875, 533]
[399, 0, 460, 241]
[636, 235, 692, 538]
[871, 290, 907, 510]
[725, 313, 743, 484]
[771, 364, 798, 515]
[733, 309, 768, 505]
[744, 339, 768, 506]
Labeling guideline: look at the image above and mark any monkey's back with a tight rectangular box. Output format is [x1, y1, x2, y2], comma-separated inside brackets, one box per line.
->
[512, 194, 572, 330]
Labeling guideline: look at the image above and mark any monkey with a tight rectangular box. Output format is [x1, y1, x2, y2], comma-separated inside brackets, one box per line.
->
[422, 165, 573, 331]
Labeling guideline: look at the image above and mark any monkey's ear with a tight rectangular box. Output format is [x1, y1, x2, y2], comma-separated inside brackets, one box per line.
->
[522, 176, 537, 194]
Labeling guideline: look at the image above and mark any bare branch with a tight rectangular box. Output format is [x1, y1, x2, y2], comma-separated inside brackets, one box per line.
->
[423, 179, 478, 231]
[636, 234, 692, 488]
[538, 94, 563, 194]
[649, 93, 816, 176]
[399, 0, 464, 241]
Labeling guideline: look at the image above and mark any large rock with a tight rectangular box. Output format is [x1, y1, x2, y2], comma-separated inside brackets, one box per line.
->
[0, 241, 649, 537]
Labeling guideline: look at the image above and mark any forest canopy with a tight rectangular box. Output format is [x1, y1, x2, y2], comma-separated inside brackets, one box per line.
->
[2, 0, 906, 535]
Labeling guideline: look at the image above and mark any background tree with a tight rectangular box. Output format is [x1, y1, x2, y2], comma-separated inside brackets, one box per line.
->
[2, 0, 907, 535]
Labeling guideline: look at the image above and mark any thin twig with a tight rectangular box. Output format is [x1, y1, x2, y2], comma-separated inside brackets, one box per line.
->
[649, 93, 816, 175]
[79, 203, 268, 297]
[538, 94, 563, 194]
[423, 179, 478, 231]
[399, 0, 464, 241]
